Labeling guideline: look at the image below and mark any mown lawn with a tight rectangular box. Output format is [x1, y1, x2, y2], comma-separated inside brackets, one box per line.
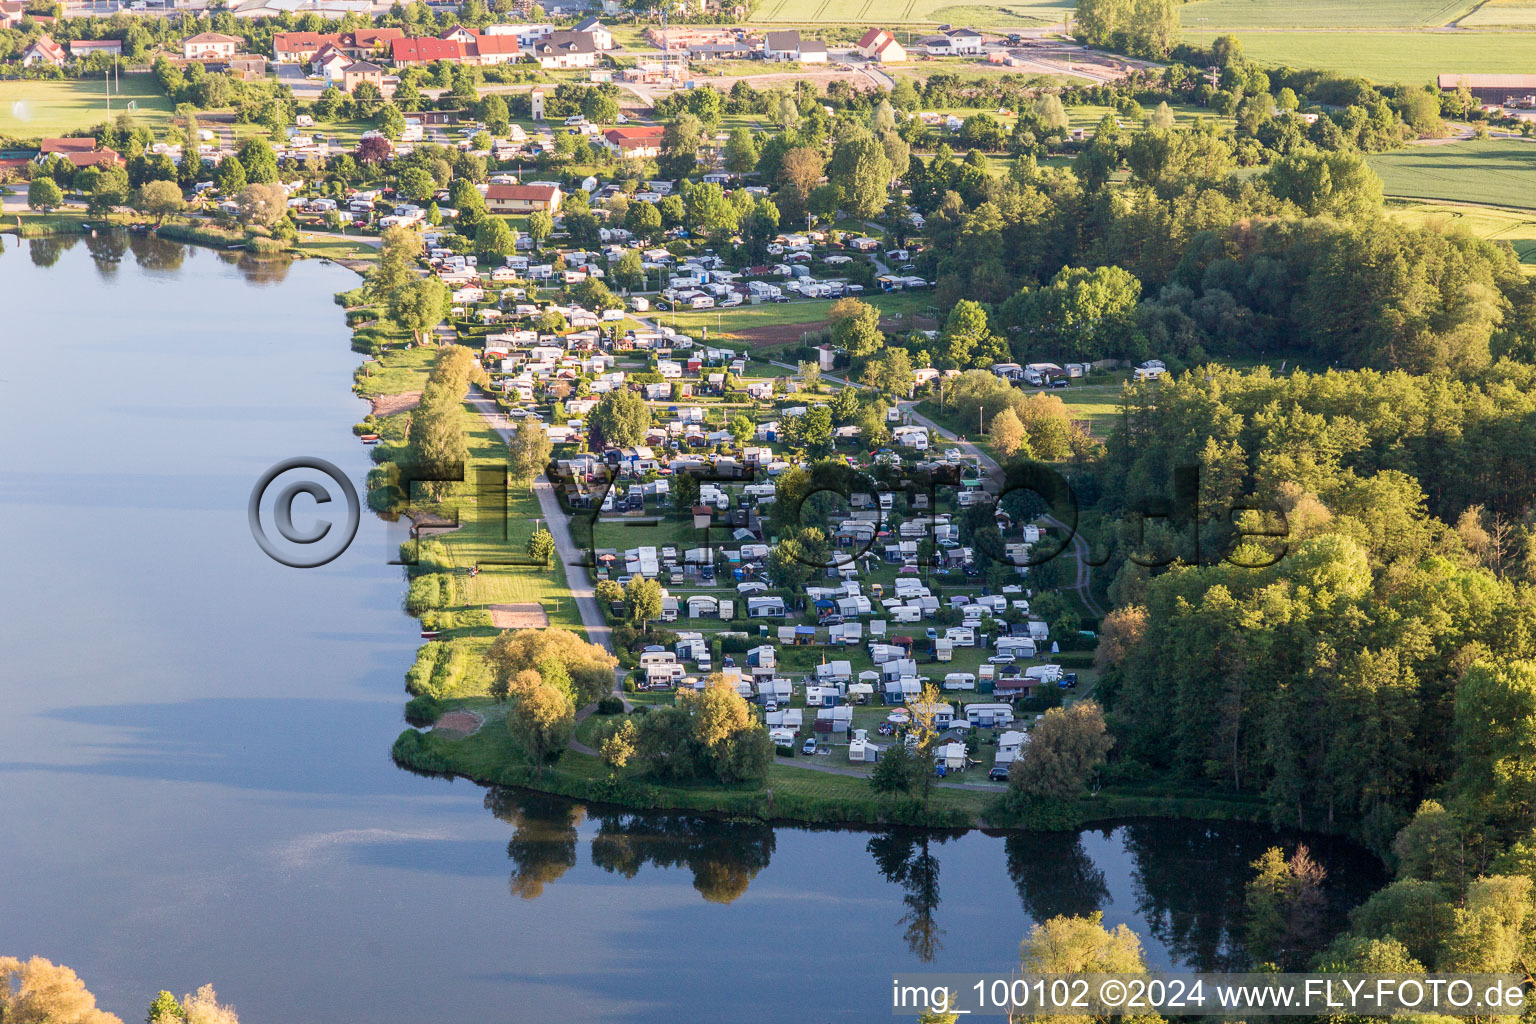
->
[655, 291, 936, 340]
[1367, 139, 1536, 211]
[0, 76, 176, 137]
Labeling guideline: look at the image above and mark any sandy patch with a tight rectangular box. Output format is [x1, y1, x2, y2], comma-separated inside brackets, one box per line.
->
[431, 710, 483, 738]
[489, 603, 550, 629]
[371, 391, 422, 417]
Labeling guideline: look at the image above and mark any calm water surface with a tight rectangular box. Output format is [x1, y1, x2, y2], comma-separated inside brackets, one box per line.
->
[0, 235, 1385, 1023]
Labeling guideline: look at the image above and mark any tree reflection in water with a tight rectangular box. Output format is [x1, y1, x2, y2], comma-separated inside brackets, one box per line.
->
[486, 789, 584, 899]
[869, 830, 953, 963]
[84, 230, 128, 275]
[1005, 829, 1111, 924]
[216, 250, 291, 286]
[28, 235, 78, 268]
[129, 234, 189, 273]
[590, 811, 775, 905]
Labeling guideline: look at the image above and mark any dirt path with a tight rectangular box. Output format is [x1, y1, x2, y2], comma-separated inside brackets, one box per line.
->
[370, 391, 421, 417]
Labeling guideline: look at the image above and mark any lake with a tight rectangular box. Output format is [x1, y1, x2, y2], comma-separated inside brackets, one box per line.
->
[0, 235, 1385, 1023]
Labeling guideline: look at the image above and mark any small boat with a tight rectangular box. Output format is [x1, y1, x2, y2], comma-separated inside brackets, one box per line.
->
[359, 433, 380, 444]
[420, 630, 441, 640]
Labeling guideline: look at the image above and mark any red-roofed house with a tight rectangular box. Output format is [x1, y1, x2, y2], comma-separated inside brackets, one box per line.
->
[855, 28, 905, 62]
[485, 183, 563, 215]
[391, 35, 464, 66]
[38, 138, 122, 168]
[0, 1, 26, 27]
[466, 33, 519, 65]
[21, 33, 65, 67]
[601, 125, 665, 159]
[273, 28, 405, 63]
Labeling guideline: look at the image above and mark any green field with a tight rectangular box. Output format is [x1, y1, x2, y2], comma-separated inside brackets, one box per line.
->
[0, 76, 176, 138]
[1389, 200, 1536, 269]
[1367, 139, 1536, 210]
[1457, 0, 1536, 26]
[1180, 0, 1475, 28]
[1200, 30, 1536, 83]
[752, 0, 1071, 25]
[653, 290, 936, 342]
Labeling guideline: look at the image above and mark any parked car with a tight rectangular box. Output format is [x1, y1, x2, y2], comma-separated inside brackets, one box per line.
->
[1060, 672, 1079, 689]
[765, 701, 778, 713]
[802, 737, 818, 755]
[1048, 377, 1070, 389]
[989, 766, 1011, 781]
[986, 655, 1016, 665]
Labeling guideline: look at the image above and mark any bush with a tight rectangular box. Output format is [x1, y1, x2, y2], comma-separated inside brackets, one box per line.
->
[1055, 652, 1094, 668]
[391, 729, 452, 773]
[596, 696, 624, 715]
[404, 693, 445, 726]
[775, 744, 795, 757]
[405, 642, 442, 695]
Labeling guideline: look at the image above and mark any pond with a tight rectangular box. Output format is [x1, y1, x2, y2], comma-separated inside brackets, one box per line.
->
[0, 235, 1384, 1022]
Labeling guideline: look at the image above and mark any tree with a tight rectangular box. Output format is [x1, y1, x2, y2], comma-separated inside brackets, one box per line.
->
[588, 389, 651, 448]
[907, 682, 945, 808]
[828, 385, 860, 424]
[938, 300, 997, 370]
[376, 103, 406, 140]
[989, 407, 1028, 457]
[581, 90, 619, 125]
[88, 168, 131, 216]
[357, 135, 392, 165]
[1266, 148, 1383, 220]
[729, 414, 755, 448]
[870, 736, 918, 795]
[481, 94, 510, 134]
[798, 360, 821, 393]
[1035, 93, 1069, 131]
[180, 985, 238, 1024]
[0, 956, 123, 1024]
[1020, 911, 1153, 975]
[507, 681, 575, 771]
[475, 215, 517, 262]
[397, 165, 436, 203]
[792, 405, 834, 458]
[527, 527, 555, 565]
[861, 347, 914, 398]
[486, 627, 617, 707]
[508, 416, 553, 493]
[1245, 845, 1328, 968]
[390, 276, 450, 344]
[27, 176, 63, 213]
[723, 126, 759, 176]
[623, 575, 663, 628]
[234, 183, 288, 229]
[1008, 700, 1113, 801]
[237, 137, 278, 183]
[368, 225, 423, 300]
[135, 179, 184, 226]
[828, 134, 893, 220]
[146, 991, 183, 1024]
[625, 200, 662, 243]
[598, 717, 638, 770]
[683, 677, 773, 783]
[527, 209, 554, 250]
[829, 297, 883, 357]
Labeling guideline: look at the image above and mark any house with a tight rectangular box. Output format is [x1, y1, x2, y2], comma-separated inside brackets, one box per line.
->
[601, 125, 665, 159]
[573, 16, 613, 49]
[995, 730, 1027, 766]
[763, 29, 826, 62]
[532, 31, 598, 69]
[37, 137, 122, 169]
[484, 183, 562, 215]
[337, 59, 389, 96]
[390, 35, 464, 65]
[855, 27, 905, 62]
[69, 39, 123, 58]
[21, 34, 66, 67]
[0, 1, 26, 28]
[273, 28, 405, 63]
[183, 33, 240, 60]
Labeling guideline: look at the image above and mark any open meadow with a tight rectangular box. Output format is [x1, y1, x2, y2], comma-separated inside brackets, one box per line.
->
[1456, 0, 1536, 26]
[1191, 30, 1536, 83]
[1367, 139, 1536, 210]
[1389, 200, 1536, 270]
[751, 0, 1072, 25]
[0, 76, 175, 138]
[1179, 0, 1476, 28]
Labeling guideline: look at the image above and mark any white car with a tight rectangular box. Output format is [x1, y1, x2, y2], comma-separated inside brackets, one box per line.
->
[945, 448, 961, 459]
[986, 655, 1016, 665]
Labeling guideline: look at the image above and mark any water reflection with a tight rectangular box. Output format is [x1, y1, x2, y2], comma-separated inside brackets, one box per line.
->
[869, 830, 952, 962]
[84, 230, 128, 274]
[1005, 829, 1111, 924]
[589, 810, 774, 905]
[129, 234, 188, 272]
[28, 234, 77, 268]
[215, 249, 292, 285]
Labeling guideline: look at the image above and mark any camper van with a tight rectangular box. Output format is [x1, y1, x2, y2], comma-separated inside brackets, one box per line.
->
[965, 703, 1015, 728]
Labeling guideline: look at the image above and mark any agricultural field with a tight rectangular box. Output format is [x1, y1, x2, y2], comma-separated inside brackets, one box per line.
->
[751, 0, 1072, 25]
[1179, 0, 1475, 29]
[1367, 139, 1536, 210]
[0, 76, 176, 138]
[1389, 200, 1536, 269]
[1198, 31, 1536, 83]
[1456, 0, 1536, 26]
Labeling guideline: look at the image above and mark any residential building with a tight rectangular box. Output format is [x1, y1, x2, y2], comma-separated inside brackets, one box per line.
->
[921, 26, 982, 55]
[69, 39, 123, 58]
[337, 59, 391, 96]
[531, 31, 597, 69]
[37, 137, 122, 169]
[183, 33, 239, 60]
[390, 31, 519, 67]
[21, 34, 65, 67]
[763, 29, 826, 62]
[601, 125, 665, 159]
[855, 27, 905, 62]
[485, 183, 563, 215]
[272, 28, 404, 62]
[573, 16, 613, 49]
[0, 1, 26, 28]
